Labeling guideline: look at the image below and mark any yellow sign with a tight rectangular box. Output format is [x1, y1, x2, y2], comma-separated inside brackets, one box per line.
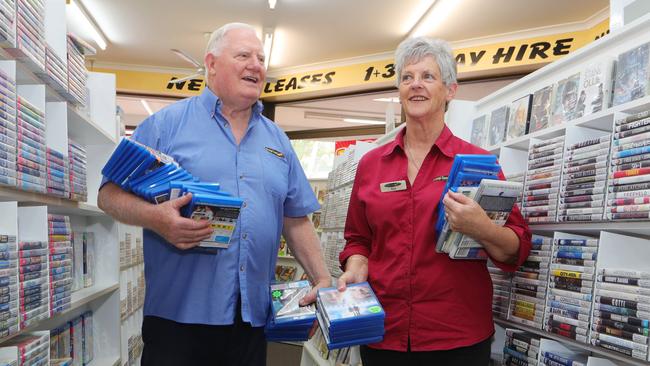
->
[95, 19, 609, 100]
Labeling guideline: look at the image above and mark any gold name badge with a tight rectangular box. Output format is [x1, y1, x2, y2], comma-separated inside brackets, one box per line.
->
[380, 180, 407, 192]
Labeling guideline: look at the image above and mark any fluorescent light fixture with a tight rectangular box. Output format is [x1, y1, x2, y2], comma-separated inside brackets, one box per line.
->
[140, 99, 153, 116]
[263, 29, 274, 70]
[409, 0, 457, 37]
[373, 97, 400, 103]
[67, 0, 108, 50]
[268, 0, 277, 9]
[403, 0, 437, 34]
[343, 118, 385, 125]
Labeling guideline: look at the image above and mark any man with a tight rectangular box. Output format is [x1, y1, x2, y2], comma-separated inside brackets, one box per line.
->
[98, 23, 331, 365]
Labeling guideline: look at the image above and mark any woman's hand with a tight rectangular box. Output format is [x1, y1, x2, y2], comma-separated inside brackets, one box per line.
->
[442, 190, 495, 242]
[336, 255, 369, 292]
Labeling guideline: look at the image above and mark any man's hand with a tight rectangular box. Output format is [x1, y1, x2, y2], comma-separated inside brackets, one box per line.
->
[442, 190, 495, 242]
[336, 255, 368, 292]
[151, 194, 214, 250]
[300, 277, 332, 306]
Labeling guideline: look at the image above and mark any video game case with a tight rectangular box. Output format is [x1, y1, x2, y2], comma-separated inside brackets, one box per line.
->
[564, 162, 608, 174]
[594, 311, 650, 329]
[566, 147, 610, 162]
[613, 138, 650, 154]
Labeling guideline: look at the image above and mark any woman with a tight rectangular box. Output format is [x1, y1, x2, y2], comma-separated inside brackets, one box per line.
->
[337, 37, 531, 366]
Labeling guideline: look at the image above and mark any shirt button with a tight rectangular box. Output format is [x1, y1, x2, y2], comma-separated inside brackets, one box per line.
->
[240, 265, 244, 271]
[243, 233, 248, 239]
[242, 202, 247, 208]
[239, 175, 244, 180]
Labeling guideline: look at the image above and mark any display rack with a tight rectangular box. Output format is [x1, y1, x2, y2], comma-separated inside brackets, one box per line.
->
[468, 12, 650, 366]
[0, 0, 121, 364]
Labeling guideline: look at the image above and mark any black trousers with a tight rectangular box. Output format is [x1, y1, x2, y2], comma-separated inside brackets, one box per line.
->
[141, 311, 267, 366]
[360, 336, 492, 366]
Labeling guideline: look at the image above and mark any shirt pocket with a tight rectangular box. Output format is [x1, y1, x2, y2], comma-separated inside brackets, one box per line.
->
[261, 151, 289, 199]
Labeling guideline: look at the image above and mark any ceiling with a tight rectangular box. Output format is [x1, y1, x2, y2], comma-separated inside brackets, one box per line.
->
[82, 0, 608, 71]
[95, 0, 608, 135]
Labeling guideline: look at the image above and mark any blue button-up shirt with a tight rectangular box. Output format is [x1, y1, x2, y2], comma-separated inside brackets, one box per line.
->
[124, 87, 319, 326]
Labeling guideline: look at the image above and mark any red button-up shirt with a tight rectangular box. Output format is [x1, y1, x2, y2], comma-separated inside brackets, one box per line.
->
[339, 125, 531, 351]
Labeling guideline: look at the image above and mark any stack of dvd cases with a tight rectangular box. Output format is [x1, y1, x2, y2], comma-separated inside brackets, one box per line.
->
[16, 96, 45, 194]
[560, 135, 611, 222]
[48, 214, 72, 316]
[45, 148, 68, 198]
[487, 260, 512, 321]
[265, 280, 316, 342]
[508, 234, 551, 328]
[18, 240, 48, 329]
[43, 46, 67, 92]
[0, 332, 49, 365]
[544, 236, 599, 343]
[66, 35, 87, 107]
[0, 0, 16, 46]
[607, 110, 650, 221]
[0, 234, 19, 338]
[522, 137, 565, 223]
[591, 268, 650, 360]
[13, 0, 45, 71]
[67, 139, 86, 201]
[316, 282, 385, 350]
[0, 68, 16, 188]
[503, 328, 541, 366]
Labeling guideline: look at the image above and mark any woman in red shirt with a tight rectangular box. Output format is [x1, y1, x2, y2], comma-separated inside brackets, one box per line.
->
[337, 37, 532, 365]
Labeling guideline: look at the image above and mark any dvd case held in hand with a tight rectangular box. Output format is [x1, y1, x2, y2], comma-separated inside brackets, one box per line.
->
[438, 179, 522, 260]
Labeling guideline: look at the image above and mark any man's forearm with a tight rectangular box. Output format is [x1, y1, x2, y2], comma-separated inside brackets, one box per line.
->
[98, 182, 159, 231]
[283, 216, 331, 284]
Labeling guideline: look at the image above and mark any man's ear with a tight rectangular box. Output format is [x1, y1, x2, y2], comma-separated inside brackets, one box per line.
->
[204, 53, 217, 76]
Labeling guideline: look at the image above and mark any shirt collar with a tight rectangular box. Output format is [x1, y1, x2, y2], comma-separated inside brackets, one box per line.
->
[198, 87, 265, 117]
[381, 124, 455, 158]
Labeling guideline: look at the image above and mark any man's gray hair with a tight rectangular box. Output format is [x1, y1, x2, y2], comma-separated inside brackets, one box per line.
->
[394, 37, 457, 87]
[205, 22, 257, 57]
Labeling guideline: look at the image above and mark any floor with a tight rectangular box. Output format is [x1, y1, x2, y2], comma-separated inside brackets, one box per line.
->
[267, 341, 304, 365]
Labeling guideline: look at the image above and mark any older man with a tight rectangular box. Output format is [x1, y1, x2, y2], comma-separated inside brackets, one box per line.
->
[98, 23, 331, 365]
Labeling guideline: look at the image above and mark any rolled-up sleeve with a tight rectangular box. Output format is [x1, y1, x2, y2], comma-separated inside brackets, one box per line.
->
[489, 170, 532, 272]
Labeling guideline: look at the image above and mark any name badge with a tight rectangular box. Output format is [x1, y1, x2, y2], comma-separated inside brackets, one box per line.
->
[380, 180, 407, 192]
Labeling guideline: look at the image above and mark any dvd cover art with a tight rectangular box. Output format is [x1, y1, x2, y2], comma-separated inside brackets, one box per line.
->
[470, 115, 488, 148]
[270, 281, 315, 322]
[576, 59, 613, 118]
[613, 42, 650, 106]
[507, 95, 532, 140]
[529, 85, 554, 133]
[275, 265, 297, 282]
[488, 106, 509, 146]
[550, 73, 580, 126]
[318, 283, 384, 323]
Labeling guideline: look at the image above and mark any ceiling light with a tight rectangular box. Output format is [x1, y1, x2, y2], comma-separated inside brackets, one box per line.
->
[343, 118, 385, 125]
[263, 29, 274, 70]
[140, 99, 153, 116]
[66, 0, 108, 50]
[409, 0, 457, 37]
[373, 97, 400, 103]
[403, 0, 437, 34]
[268, 0, 277, 9]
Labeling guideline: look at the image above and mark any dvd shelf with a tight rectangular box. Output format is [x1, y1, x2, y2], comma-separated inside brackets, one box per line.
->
[118, 224, 143, 366]
[0, 0, 120, 364]
[468, 13, 650, 366]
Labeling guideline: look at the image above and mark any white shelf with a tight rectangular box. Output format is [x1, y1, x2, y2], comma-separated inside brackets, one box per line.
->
[68, 104, 117, 145]
[486, 94, 650, 154]
[278, 255, 296, 260]
[494, 319, 650, 366]
[529, 221, 650, 239]
[0, 282, 119, 345]
[0, 185, 106, 217]
[302, 340, 331, 366]
[88, 355, 121, 366]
